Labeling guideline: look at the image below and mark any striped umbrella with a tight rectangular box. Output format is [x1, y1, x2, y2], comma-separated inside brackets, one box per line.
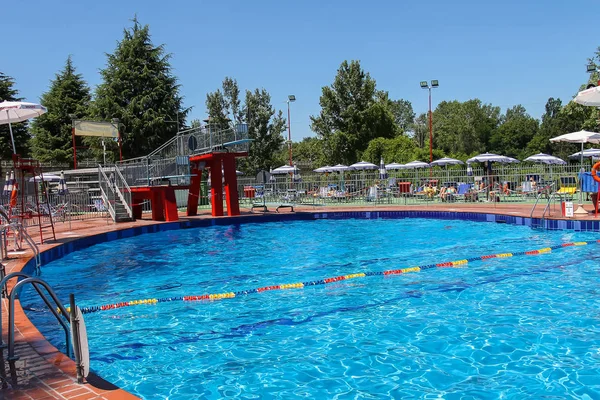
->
[2, 172, 9, 197]
[379, 157, 388, 180]
[57, 171, 69, 195]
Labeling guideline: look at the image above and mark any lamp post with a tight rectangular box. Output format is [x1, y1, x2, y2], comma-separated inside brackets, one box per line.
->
[420, 80, 439, 164]
[69, 114, 77, 169]
[287, 95, 296, 166]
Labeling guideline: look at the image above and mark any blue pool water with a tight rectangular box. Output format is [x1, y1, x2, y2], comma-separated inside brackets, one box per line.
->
[22, 218, 600, 399]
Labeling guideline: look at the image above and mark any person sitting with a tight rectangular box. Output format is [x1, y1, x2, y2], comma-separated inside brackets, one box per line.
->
[465, 187, 479, 202]
[424, 183, 437, 199]
[439, 186, 448, 201]
[446, 185, 457, 202]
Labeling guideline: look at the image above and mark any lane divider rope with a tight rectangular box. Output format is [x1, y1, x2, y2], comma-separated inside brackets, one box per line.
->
[66, 240, 598, 315]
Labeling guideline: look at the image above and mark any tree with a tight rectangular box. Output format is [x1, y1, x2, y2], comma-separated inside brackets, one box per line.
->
[91, 17, 188, 160]
[527, 98, 563, 155]
[489, 105, 538, 158]
[288, 137, 326, 168]
[0, 72, 30, 159]
[433, 99, 501, 155]
[242, 88, 286, 173]
[362, 135, 419, 164]
[310, 60, 397, 164]
[29, 57, 91, 165]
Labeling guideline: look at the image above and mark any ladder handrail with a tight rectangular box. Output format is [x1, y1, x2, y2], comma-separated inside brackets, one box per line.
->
[97, 166, 116, 221]
[6, 276, 72, 360]
[530, 182, 556, 218]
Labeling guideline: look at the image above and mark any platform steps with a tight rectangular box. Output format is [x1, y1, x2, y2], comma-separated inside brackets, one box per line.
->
[113, 198, 134, 222]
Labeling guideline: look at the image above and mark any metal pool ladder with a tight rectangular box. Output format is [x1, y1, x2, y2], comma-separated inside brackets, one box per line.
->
[530, 182, 557, 228]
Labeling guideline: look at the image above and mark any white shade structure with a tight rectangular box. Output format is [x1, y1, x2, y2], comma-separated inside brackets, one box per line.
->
[329, 164, 349, 172]
[0, 101, 48, 155]
[313, 165, 332, 173]
[523, 153, 566, 165]
[466, 153, 520, 164]
[271, 165, 299, 174]
[569, 148, 600, 159]
[349, 161, 378, 170]
[429, 157, 464, 167]
[550, 130, 600, 213]
[385, 162, 404, 170]
[29, 174, 61, 183]
[400, 160, 430, 169]
[574, 86, 600, 107]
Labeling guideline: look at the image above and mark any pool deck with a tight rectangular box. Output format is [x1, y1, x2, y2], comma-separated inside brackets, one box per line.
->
[1, 202, 599, 399]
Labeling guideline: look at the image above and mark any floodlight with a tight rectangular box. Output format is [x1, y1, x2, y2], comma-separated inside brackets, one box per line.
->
[431, 80, 439, 88]
[420, 81, 428, 88]
[587, 64, 597, 73]
[288, 95, 296, 102]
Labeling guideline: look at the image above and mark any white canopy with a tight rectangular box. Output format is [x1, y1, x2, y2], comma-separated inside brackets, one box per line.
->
[0, 101, 48, 155]
[466, 153, 519, 164]
[574, 86, 600, 107]
[313, 165, 332, 173]
[569, 148, 600, 159]
[400, 160, 430, 169]
[329, 164, 349, 172]
[430, 157, 464, 167]
[349, 161, 378, 170]
[271, 165, 299, 174]
[385, 162, 404, 170]
[549, 130, 600, 144]
[523, 153, 566, 165]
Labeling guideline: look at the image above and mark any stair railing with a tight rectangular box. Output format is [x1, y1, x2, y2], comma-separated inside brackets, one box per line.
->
[97, 165, 116, 221]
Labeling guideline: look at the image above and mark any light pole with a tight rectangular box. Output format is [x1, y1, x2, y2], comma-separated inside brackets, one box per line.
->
[287, 95, 296, 166]
[420, 80, 439, 164]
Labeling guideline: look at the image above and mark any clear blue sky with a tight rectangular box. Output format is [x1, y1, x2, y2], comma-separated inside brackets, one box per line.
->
[3, 0, 599, 140]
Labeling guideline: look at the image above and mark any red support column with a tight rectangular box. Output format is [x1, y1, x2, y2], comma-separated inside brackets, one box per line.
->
[131, 193, 144, 220]
[151, 189, 165, 221]
[222, 154, 240, 216]
[210, 157, 224, 217]
[187, 165, 202, 216]
[163, 187, 179, 221]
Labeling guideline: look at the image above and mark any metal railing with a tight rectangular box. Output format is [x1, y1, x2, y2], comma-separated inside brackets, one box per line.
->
[98, 166, 116, 221]
[116, 123, 250, 188]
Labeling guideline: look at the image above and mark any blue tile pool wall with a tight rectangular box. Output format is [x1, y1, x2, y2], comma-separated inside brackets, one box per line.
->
[21, 211, 600, 275]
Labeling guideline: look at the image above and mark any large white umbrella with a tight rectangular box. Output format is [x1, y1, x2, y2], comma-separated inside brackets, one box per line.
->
[430, 157, 464, 183]
[524, 153, 566, 181]
[569, 148, 600, 159]
[466, 153, 519, 164]
[271, 165, 299, 174]
[400, 160, 430, 169]
[574, 86, 600, 107]
[385, 162, 404, 170]
[329, 164, 349, 172]
[0, 101, 48, 155]
[524, 153, 566, 165]
[349, 161, 378, 170]
[313, 165, 332, 173]
[550, 130, 600, 213]
[28, 174, 61, 183]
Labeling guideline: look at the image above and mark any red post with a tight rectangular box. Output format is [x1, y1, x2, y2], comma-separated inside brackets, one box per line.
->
[223, 154, 240, 216]
[210, 157, 224, 217]
[72, 127, 77, 169]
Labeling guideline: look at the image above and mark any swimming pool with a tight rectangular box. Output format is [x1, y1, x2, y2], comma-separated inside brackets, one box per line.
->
[22, 217, 600, 399]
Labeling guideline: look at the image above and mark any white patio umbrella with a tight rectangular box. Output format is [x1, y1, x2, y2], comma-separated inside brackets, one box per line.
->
[328, 164, 349, 191]
[271, 165, 299, 174]
[385, 162, 404, 170]
[28, 174, 61, 183]
[379, 157, 387, 180]
[0, 101, 48, 155]
[574, 86, 600, 107]
[2, 172, 10, 197]
[349, 161, 378, 170]
[523, 153, 566, 181]
[430, 157, 464, 184]
[466, 153, 519, 193]
[569, 148, 600, 160]
[550, 130, 600, 213]
[313, 165, 332, 173]
[400, 160, 431, 169]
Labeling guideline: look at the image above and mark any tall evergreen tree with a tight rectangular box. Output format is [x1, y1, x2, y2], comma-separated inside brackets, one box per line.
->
[310, 60, 397, 164]
[0, 72, 30, 159]
[29, 57, 91, 164]
[91, 17, 188, 159]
